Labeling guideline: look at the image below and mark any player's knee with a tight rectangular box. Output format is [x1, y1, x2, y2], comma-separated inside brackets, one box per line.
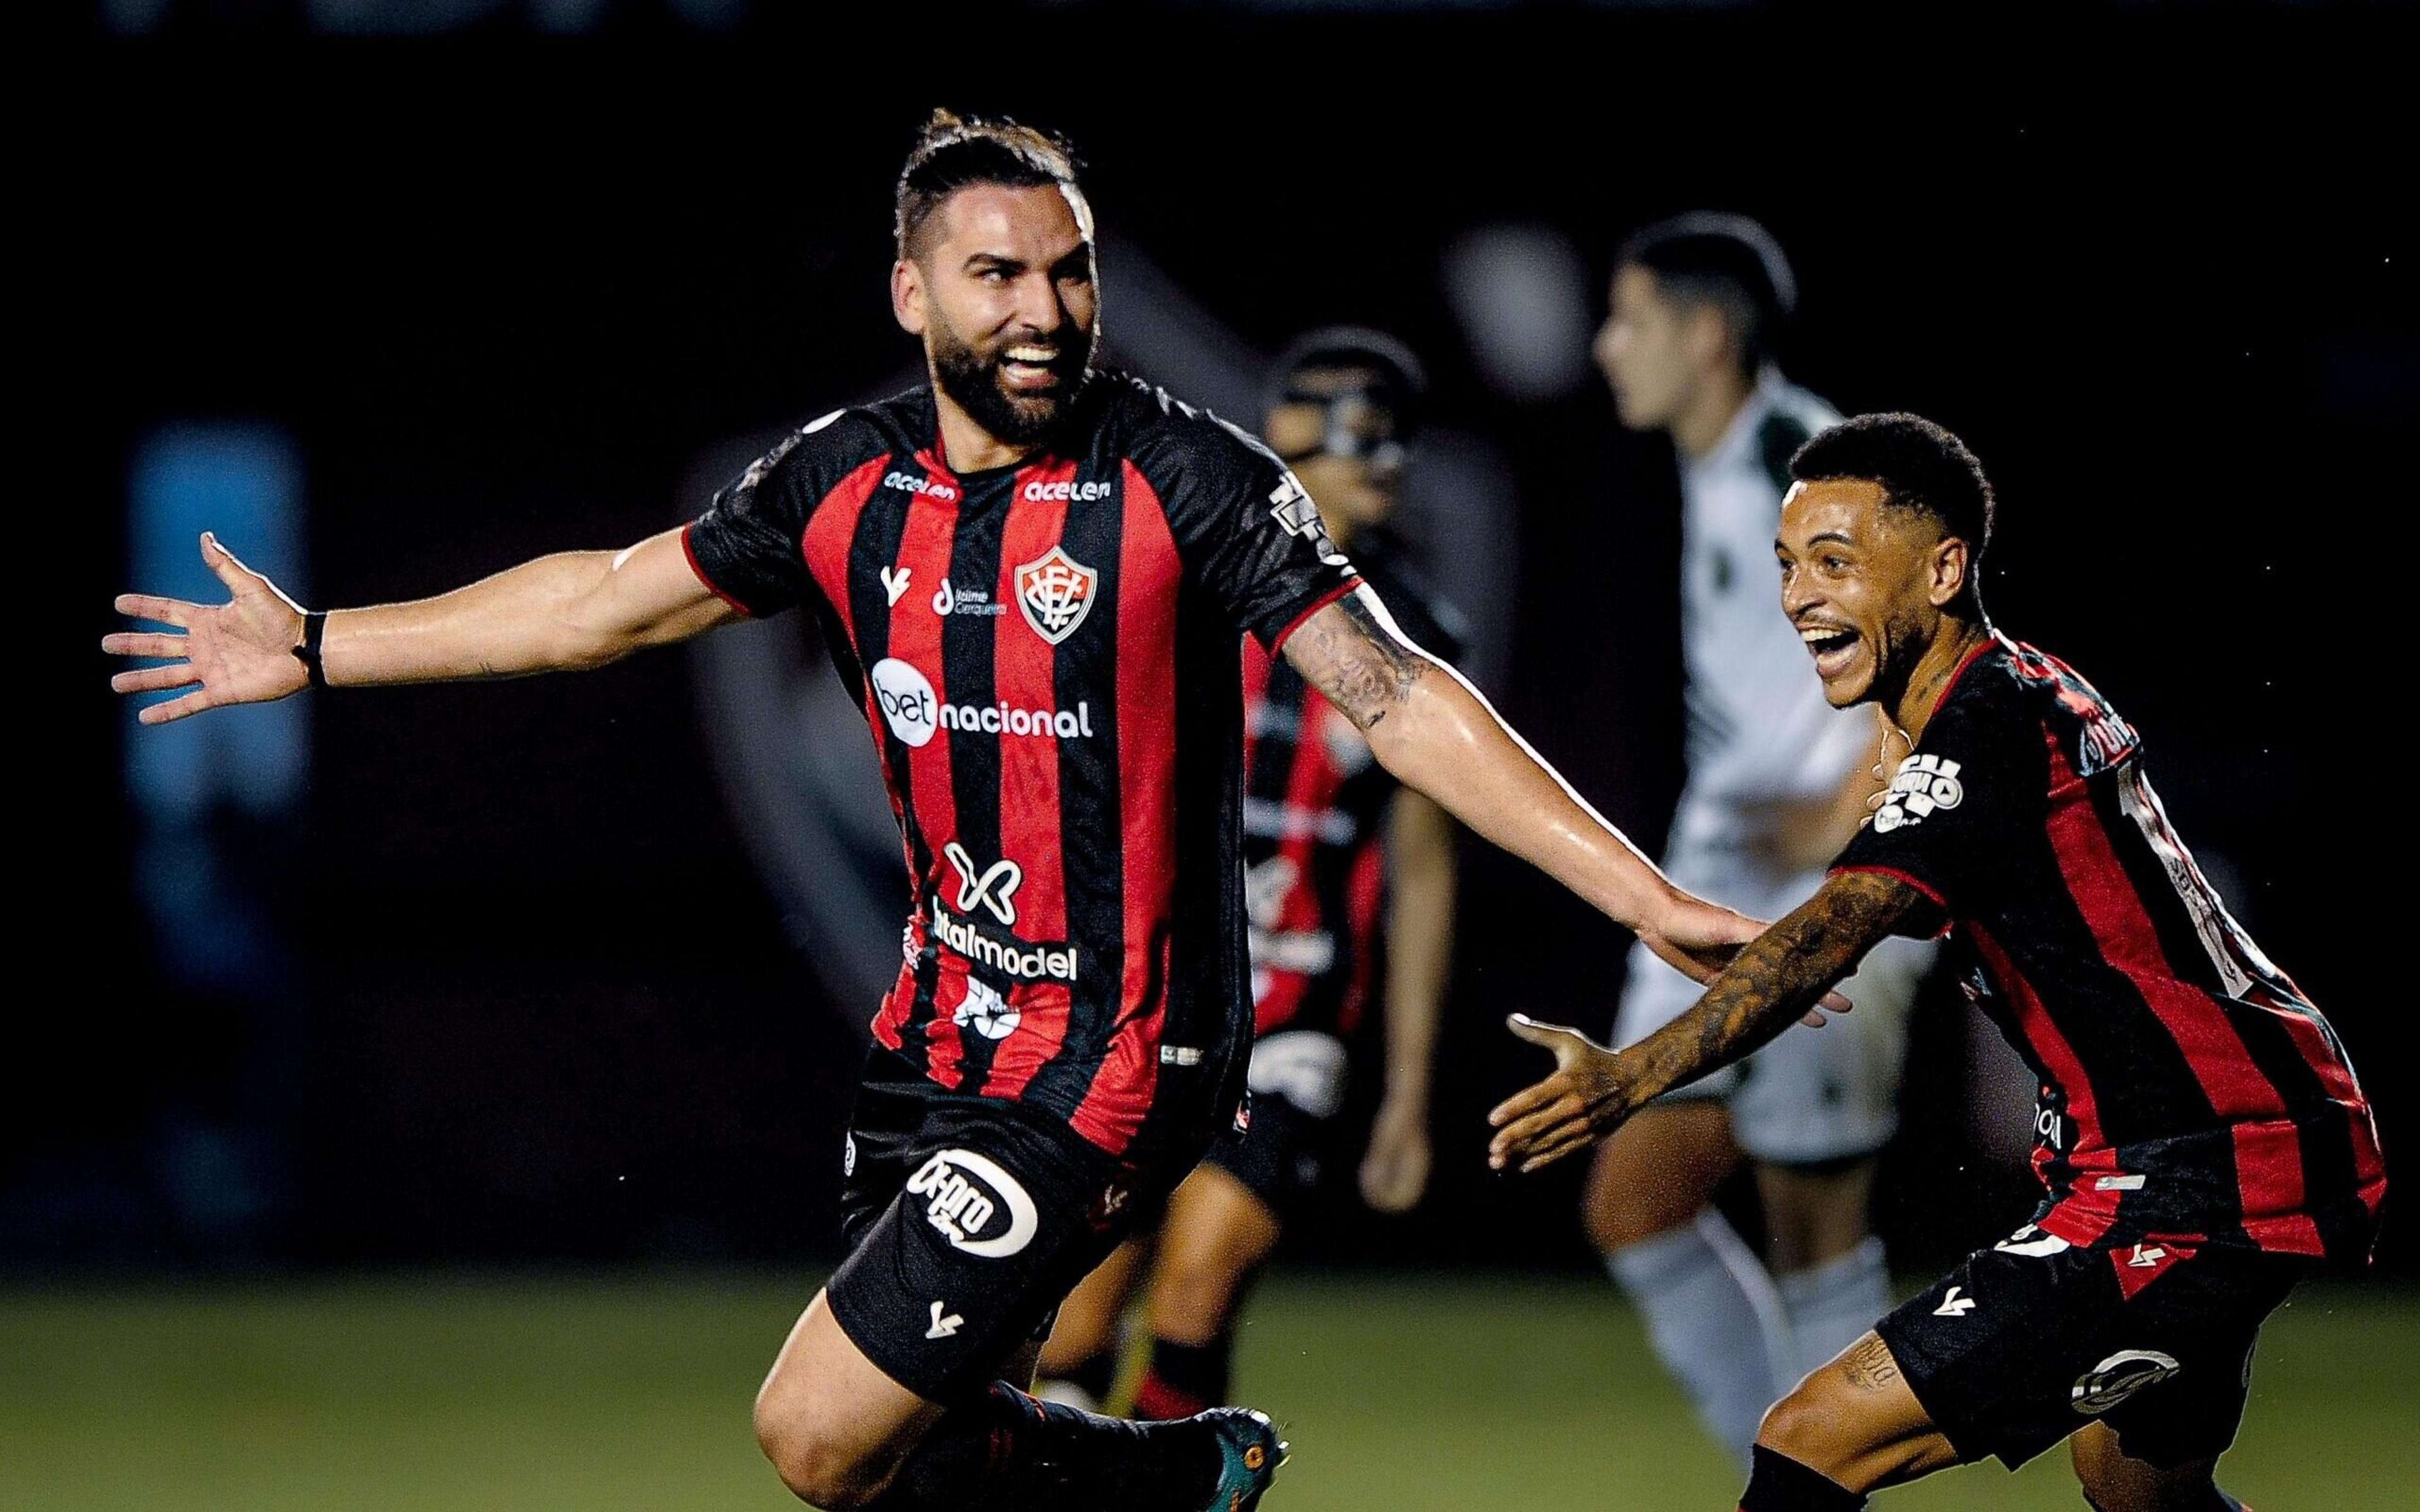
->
[752, 1380, 889, 1508]
[1579, 1154, 1695, 1254]
[1151, 1250, 1246, 1337]
[1035, 1312, 1114, 1375]
[1582, 1188, 1680, 1254]
[1754, 1381, 1834, 1462]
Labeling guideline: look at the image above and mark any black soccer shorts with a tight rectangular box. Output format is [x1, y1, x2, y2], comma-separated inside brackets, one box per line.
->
[1876, 1221, 2313, 1470]
[826, 1050, 1190, 1404]
[1200, 1080, 1335, 1218]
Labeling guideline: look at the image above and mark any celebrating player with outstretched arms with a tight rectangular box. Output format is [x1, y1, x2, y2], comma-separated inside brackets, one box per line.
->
[110, 111, 1778, 1512]
[1489, 413, 2384, 1512]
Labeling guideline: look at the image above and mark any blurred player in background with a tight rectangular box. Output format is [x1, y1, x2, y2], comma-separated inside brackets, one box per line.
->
[1492, 412, 2385, 1512]
[1037, 331, 1465, 1418]
[1585, 214, 1935, 1462]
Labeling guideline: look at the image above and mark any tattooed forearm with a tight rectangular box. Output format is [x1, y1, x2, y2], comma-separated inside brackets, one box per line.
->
[1288, 589, 1428, 731]
[1840, 1334, 1903, 1393]
[1624, 870, 1926, 1103]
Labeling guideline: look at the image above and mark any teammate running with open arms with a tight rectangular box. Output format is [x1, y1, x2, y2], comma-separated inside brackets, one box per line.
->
[1489, 413, 2385, 1512]
[106, 112, 1787, 1512]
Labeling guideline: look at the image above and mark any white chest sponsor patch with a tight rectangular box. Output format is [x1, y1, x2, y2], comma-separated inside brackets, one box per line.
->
[869, 658, 939, 748]
[906, 1148, 1040, 1258]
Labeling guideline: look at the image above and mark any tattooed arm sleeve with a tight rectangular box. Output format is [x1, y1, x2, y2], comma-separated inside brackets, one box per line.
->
[1622, 868, 1933, 1102]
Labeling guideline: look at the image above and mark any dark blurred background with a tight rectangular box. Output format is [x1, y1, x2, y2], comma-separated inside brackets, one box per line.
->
[36, 1, 2410, 1285]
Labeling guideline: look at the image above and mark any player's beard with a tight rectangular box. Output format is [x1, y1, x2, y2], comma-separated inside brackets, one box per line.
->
[930, 314, 1096, 451]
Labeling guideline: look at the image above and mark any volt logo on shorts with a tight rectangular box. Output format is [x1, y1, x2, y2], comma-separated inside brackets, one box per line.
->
[1872, 753, 1965, 833]
[906, 1148, 1040, 1258]
[2071, 1349, 2182, 1414]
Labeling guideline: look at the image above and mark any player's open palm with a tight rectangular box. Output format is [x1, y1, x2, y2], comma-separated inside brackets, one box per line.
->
[105, 533, 308, 724]
[1487, 1014, 1642, 1174]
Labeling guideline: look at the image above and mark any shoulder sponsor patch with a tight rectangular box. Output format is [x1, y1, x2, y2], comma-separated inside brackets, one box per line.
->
[1872, 753, 1965, 833]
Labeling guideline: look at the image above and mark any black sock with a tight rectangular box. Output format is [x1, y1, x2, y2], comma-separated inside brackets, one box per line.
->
[1739, 1445, 1866, 1512]
[1132, 1334, 1231, 1420]
[873, 1380, 1218, 1512]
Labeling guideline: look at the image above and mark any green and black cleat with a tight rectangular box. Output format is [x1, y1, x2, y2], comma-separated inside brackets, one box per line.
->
[1199, 1407, 1288, 1511]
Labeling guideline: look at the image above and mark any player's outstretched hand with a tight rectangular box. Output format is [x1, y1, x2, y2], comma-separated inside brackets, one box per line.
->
[1358, 1094, 1431, 1213]
[1640, 891, 1847, 1027]
[1487, 1014, 1643, 1174]
[105, 533, 309, 724]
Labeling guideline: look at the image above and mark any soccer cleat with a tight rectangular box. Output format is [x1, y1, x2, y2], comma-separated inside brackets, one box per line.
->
[1199, 1407, 1288, 1512]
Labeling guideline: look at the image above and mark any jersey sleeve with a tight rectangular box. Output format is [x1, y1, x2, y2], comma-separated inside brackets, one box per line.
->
[1831, 670, 2043, 932]
[681, 420, 834, 618]
[1136, 414, 1361, 650]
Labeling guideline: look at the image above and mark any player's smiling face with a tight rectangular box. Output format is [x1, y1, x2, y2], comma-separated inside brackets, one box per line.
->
[1777, 477, 1955, 709]
[894, 182, 1100, 447]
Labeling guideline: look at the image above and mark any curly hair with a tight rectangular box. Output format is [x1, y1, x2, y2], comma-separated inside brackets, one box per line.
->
[1791, 413, 1996, 612]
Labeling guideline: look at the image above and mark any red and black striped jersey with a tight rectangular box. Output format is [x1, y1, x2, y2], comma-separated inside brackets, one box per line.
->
[1241, 546, 1463, 1040]
[1835, 634, 2385, 1268]
[682, 375, 1360, 1161]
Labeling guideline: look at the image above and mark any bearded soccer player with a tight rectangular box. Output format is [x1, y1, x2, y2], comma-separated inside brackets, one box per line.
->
[106, 113, 1774, 1512]
[1488, 413, 2385, 1512]
[1035, 330, 1464, 1420]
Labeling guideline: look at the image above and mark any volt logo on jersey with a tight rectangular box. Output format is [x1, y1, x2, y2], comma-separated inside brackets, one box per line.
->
[944, 842, 1023, 925]
[1933, 1285, 1978, 1317]
[926, 1302, 963, 1339]
[1015, 546, 1098, 644]
[906, 1148, 1040, 1259]
[880, 566, 913, 606]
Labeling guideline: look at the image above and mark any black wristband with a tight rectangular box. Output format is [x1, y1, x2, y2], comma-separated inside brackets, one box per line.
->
[292, 609, 329, 690]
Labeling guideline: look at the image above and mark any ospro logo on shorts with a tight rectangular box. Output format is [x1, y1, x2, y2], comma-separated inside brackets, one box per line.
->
[2071, 1349, 2182, 1414]
[906, 1148, 1040, 1259]
[870, 658, 939, 748]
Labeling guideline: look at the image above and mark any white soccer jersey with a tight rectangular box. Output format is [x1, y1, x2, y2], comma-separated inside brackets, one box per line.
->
[1664, 370, 1872, 891]
[1616, 372, 1925, 1165]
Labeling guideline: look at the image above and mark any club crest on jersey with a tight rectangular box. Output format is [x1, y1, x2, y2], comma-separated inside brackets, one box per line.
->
[1015, 546, 1098, 645]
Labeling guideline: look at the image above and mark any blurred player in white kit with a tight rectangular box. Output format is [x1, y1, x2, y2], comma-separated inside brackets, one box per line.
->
[1584, 214, 1935, 1465]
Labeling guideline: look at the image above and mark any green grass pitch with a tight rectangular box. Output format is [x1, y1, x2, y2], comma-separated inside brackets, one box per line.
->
[3, 1272, 2412, 1509]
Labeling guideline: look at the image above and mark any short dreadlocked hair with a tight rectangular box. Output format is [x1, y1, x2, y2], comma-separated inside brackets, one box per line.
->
[894, 109, 1088, 261]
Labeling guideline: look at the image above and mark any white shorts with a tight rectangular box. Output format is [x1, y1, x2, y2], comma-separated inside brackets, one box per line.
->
[1612, 862, 1932, 1166]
